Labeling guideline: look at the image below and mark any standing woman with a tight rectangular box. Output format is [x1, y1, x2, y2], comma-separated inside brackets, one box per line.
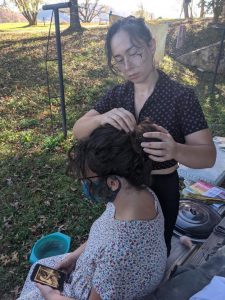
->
[73, 16, 216, 255]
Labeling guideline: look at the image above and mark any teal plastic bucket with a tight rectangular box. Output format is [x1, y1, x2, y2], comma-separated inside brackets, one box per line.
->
[29, 232, 71, 264]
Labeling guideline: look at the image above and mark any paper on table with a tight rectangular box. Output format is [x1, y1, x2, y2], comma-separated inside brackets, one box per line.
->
[178, 140, 225, 185]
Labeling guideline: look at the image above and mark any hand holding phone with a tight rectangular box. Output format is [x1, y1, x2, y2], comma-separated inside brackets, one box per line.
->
[56, 252, 77, 275]
[31, 263, 66, 291]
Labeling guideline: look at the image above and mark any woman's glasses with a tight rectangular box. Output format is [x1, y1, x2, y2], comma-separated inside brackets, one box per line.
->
[112, 46, 144, 71]
[78, 175, 102, 186]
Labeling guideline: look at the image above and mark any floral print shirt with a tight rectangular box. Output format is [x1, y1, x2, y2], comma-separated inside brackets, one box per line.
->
[18, 189, 167, 300]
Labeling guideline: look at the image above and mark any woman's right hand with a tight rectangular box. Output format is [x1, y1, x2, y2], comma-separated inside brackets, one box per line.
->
[56, 252, 77, 275]
[100, 108, 136, 132]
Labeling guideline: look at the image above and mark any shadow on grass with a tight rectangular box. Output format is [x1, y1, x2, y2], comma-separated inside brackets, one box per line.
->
[0, 149, 104, 299]
[0, 27, 107, 98]
[0, 29, 87, 97]
[0, 33, 60, 98]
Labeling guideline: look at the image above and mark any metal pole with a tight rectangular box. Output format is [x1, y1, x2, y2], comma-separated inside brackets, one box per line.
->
[211, 28, 225, 94]
[43, 2, 71, 10]
[54, 8, 67, 138]
[43, 2, 71, 138]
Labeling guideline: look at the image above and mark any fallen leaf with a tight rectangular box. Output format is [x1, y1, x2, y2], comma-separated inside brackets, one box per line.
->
[11, 251, 19, 263]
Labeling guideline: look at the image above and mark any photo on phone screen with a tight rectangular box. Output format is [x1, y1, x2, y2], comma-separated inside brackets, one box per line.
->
[30, 263, 66, 291]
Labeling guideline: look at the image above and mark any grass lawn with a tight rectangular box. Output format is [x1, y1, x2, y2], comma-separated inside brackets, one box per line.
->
[0, 22, 107, 32]
[0, 22, 60, 32]
[0, 20, 225, 299]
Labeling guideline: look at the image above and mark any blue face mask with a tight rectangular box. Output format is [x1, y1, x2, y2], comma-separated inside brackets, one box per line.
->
[81, 177, 121, 204]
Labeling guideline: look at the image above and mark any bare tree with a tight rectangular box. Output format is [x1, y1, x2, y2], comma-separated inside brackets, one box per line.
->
[78, 0, 108, 23]
[205, 0, 223, 23]
[133, 2, 153, 20]
[183, 0, 191, 18]
[70, 0, 82, 31]
[222, 2, 225, 18]
[11, 0, 42, 25]
[198, 0, 205, 17]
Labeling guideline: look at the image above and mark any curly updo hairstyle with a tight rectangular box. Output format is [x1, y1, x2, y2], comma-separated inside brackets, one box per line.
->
[105, 16, 153, 74]
[68, 119, 156, 189]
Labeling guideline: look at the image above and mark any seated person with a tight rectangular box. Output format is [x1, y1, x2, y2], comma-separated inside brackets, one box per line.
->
[18, 119, 167, 300]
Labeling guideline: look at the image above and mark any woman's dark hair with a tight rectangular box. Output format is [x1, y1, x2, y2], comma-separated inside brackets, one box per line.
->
[105, 16, 152, 74]
[68, 119, 156, 189]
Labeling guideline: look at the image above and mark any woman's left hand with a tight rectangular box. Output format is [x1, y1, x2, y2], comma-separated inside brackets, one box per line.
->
[36, 283, 60, 300]
[141, 124, 178, 162]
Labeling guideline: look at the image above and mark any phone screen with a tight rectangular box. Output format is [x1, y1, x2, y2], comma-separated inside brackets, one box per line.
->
[31, 263, 66, 291]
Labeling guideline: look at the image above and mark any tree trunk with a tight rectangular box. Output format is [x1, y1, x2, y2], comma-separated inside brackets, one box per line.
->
[199, 0, 205, 18]
[22, 12, 37, 26]
[70, 0, 82, 31]
[213, 0, 220, 23]
[222, 3, 225, 19]
[189, 0, 193, 18]
[30, 19, 37, 26]
[183, 1, 189, 18]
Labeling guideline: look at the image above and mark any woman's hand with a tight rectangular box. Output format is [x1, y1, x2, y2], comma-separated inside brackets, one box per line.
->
[36, 283, 60, 300]
[141, 124, 178, 162]
[100, 108, 136, 132]
[55, 252, 77, 275]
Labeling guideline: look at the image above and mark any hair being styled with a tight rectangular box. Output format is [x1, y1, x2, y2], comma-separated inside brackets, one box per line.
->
[105, 16, 152, 74]
[68, 119, 156, 189]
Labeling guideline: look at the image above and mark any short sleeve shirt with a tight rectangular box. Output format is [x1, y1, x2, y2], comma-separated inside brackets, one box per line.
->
[94, 70, 208, 170]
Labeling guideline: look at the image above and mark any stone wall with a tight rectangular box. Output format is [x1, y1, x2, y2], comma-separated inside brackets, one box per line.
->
[177, 41, 225, 74]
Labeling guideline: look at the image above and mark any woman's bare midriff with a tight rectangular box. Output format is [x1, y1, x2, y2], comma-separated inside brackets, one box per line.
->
[151, 164, 178, 175]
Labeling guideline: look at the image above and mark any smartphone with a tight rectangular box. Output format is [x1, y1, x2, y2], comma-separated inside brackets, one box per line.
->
[30, 263, 66, 291]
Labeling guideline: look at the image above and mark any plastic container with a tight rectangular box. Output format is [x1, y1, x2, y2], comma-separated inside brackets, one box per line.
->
[29, 232, 71, 264]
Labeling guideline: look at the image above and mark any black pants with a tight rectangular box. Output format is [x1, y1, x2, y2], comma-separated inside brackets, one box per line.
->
[151, 171, 180, 256]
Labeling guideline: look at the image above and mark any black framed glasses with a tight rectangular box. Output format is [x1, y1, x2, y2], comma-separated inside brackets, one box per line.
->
[78, 175, 107, 188]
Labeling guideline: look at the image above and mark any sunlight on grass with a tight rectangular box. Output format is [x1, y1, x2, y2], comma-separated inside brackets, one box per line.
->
[161, 56, 198, 86]
[0, 22, 108, 33]
[0, 22, 69, 32]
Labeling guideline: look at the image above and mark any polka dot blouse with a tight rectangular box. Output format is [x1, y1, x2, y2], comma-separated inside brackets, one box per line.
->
[94, 70, 208, 170]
